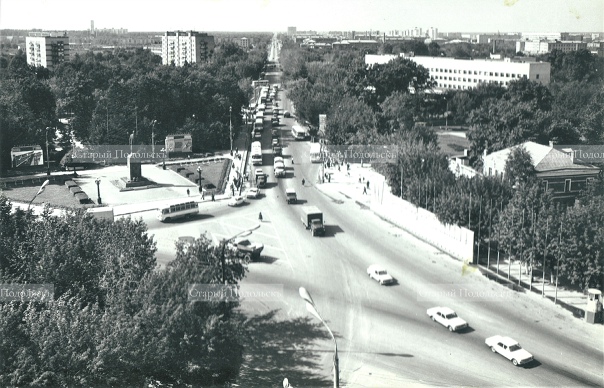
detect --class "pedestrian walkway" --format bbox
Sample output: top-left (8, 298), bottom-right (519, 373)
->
top-left (316, 162), bottom-right (601, 324)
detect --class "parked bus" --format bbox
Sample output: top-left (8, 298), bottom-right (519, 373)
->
top-left (251, 141), bottom-right (263, 165)
top-left (291, 125), bottom-right (307, 140)
top-left (157, 200), bottom-right (199, 222)
top-left (310, 143), bottom-right (322, 163)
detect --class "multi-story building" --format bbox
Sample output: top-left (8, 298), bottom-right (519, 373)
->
top-left (25, 33), bottom-right (69, 70)
top-left (518, 39), bottom-right (588, 54)
top-left (161, 31), bottom-right (215, 66)
top-left (240, 37), bottom-right (249, 50)
top-left (333, 40), bottom-right (379, 51)
top-left (365, 54), bottom-right (551, 91)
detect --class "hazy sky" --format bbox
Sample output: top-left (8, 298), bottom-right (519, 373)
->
top-left (1, 0), bottom-right (602, 33)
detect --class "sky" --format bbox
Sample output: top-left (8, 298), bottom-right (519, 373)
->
top-left (0, 0), bottom-right (602, 33)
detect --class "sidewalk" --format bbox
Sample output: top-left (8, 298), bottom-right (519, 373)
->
top-left (316, 162), bottom-right (602, 325)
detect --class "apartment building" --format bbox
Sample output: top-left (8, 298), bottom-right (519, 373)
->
top-left (517, 40), bottom-right (588, 54)
top-left (161, 31), bottom-right (215, 66)
top-left (25, 33), bottom-right (69, 70)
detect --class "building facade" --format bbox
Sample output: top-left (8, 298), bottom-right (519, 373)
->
top-left (365, 54), bottom-right (551, 91)
top-left (25, 34), bottom-right (70, 70)
top-left (161, 31), bottom-right (215, 66)
top-left (518, 40), bottom-right (588, 54)
top-left (482, 141), bottom-right (600, 203)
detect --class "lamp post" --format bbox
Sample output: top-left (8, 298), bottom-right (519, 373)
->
top-left (161, 147), bottom-right (166, 170)
top-left (151, 120), bottom-right (157, 155)
top-left (299, 287), bottom-right (339, 388)
top-left (28, 179), bottom-right (50, 210)
top-left (197, 166), bottom-right (202, 188)
top-left (229, 105), bottom-right (233, 153)
top-left (219, 224), bottom-right (261, 284)
top-left (95, 178), bottom-right (102, 204)
top-left (45, 127), bottom-right (51, 176)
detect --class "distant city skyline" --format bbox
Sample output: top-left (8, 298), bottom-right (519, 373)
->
top-left (1, 0), bottom-right (602, 34)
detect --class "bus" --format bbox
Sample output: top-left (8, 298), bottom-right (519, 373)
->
top-left (291, 125), bottom-right (307, 140)
top-left (157, 200), bottom-right (199, 222)
top-left (251, 141), bottom-right (263, 165)
top-left (310, 143), bottom-right (322, 163)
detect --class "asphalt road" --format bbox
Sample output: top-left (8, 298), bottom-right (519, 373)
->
top-left (135, 37), bottom-right (604, 387)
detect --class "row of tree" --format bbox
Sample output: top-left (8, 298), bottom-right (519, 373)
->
top-left (0, 197), bottom-right (249, 385)
top-left (0, 39), bottom-right (270, 174)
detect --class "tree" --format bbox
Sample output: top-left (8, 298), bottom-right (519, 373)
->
top-left (503, 145), bottom-right (535, 185)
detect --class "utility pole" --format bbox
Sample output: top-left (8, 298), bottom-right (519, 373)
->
top-left (229, 106), bottom-right (233, 153)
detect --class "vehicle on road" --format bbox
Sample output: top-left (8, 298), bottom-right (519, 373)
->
top-left (251, 141), bottom-right (263, 165)
top-left (485, 336), bottom-right (534, 366)
top-left (254, 168), bottom-right (267, 187)
top-left (426, 307), bottom-right (468, 332)
top-left (157, 200), bottom-right (199, 222)
top-left (254, 131), bottom-right (262, 140)
top-left (273, 145), bottom-right (282, 156)
top-left (272, 138), bottom-right (280, 147)
top-left (229, 238), bottom-right (264, 261)
top-left (274, 156), bottom-right (284, 164)
top-left (274, 156), bottom-right (285, 177)
top-left (254, 117), bottom-right (264, 130)
top-left (300, 206), bottom-right (325, 236)
top-left (284, 110), bottom-right (291, 118)
top-left (246, 187), bottom-right (261, 199)
top-left (310, 142), bottom-right (322, 163)
top-left (271, 118), bottom-right (280, 126)
top-left (272, 129), bottom-right (279, 138)
top-left (227, 195), bottom-right (246, 207)
top-left (286, 188), bottom-right (297, 204)
top-left (291, 125), bottom-right (307, 140)
top-left (367, 264), bottom-right (394, 285)
top-left (86, 207), bottom-right (114, 221)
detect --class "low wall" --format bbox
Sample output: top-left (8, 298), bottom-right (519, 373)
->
top-left (370, 174), bottom-right (474, 262)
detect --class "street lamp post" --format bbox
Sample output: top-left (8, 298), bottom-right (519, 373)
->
top-left (151, 120), bottom-right (157, 155)
top-left (197, 166), bottom-right (202, 188)
top-left (45, 127), bottom-right (51, 176)
top-left (28, 179), bottom-right (50, 210)
top-left (229, 106), bottom-right (233, 153)
top-left (161, 147), bottom-right (166, 170)
top-left (299, 287), bottom-right (339, 388)
top-left (95, 178), bottom-right (102, 204)
top-left (219, 224), bottom-right (261, 284)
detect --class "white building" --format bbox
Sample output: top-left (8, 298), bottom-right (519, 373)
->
top-left (26, 34), bottom-right (69, 70)
top-left (161, 31), bottom-right (215, 66)
top-left (365, 54), bottom-right (551, 91)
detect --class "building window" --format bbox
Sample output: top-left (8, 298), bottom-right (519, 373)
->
top-left (564, 179), bottom-right (571, 192)
top-left (495, 72), bottom-right (499, 76)
top-left (489, 167), bottom-right (492, 176)
top-left (489, 72), bottom-right (493, 76)
top-left (542, 180), bottom-right (548, 192)
top-left (536, 74), bottom-right (540, 79)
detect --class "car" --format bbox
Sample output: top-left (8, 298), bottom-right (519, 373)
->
top-left (254, 131), bottom-right (262, 140)
top-left (367, 264), bottom-right (394, 285)
top-left (272, 139), bottom-right (279, 146)
top-left (228, 195), bottom-right (245, 207)
top-left (230, 238), bottom-right (264, 261)
top-left (246, 187), bottom-right (260, 199)
top-left (426, 307), bottom-right (468, 332)
top-left (485, 335), bottom-right (534, 366)
top-left (283, 110), bottom-right (291, 118)
top-left (286, 188), bottom-right (297, 204)
top-left (274, 156), bottom-right (284, 164)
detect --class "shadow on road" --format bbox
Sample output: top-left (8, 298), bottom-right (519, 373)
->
top-left (163, 213), bottom-right (214, 223)
top-left (253, 255), bottom-right (278, 264)
top-left (322, 224), bottom-right (344, 237)
top-left (235, 310), bottom-right (333, 388)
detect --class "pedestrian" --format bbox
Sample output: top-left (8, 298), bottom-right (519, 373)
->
top-left (292, 158), bottom-right (294, 164)
top-left (367, 180), bottom-right (370, 189)
top-left (363, 186), bottom-right (367, 195)
top-left (259, 212), bottom-right (263, 222)
top-left (302, 178), bottom-right (305, 186)
top-left (359, 176), bottom-right (362, 183)
top-left (347, 163), bottom-right (350, 171)
top-left (328, 174), bottom-right (331, 183)
top-left (201, 190), bottom-right (205, 200)
top-left (187, 189), bottom-right (190, 196)
top-left (211, 192), bottom-right (215, 201)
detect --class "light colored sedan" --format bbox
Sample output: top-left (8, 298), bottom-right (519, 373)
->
top-left (367, 264), bottom-right (394, 285)
top-left (485, 335), bottom-right (534, 366)
top-left (426, 307), bottom-right (468, 332)
top-left (228, 195), bottom-right (245, 207)
top-left (246, 188), bottom-right (260, 199)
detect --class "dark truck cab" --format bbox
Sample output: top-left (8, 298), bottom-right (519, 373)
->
top-left (300, 206), bottom-right (325, 236)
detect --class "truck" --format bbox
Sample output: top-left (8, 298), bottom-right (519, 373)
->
top-left (286, 188), bottom-right (297, 204)
top-left (86, 207), bottom-right (114, 221)
top-left (300, 206), bottom-right (325, 236)
top-left (255, 168), bottom-right (267, 187)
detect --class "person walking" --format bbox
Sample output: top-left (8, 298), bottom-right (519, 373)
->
top-left (211, 192), bottom-right (215, 201)
top-left (302, 178), bottom-right (305, 186)
top-left (201, 190), bottom-right (205, 200)
top-left (186, 189), bottom-right (190, 196)
top-left (259, 212), bottom-right (263, 222)
top-left (363, 186), bottom-right (367, 195)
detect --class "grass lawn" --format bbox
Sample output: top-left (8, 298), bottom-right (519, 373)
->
top-left (169, 158), bottom-right (230, 194)
top-left (1, 181), bottom-right (84, 208)
top-left (437, 132), bottom-right (472, 157)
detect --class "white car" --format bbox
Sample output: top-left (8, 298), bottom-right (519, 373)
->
top-left (426, 307), bottom-right (468, 332)
top-left (485, 335), bottom-right (534, 366)
top-left (367, 264), bottom-right (394, 285)
top-left (228, 195), bottom-right (245, 207)
top-left (274, 156), bottom-right (284, 164)
top-left (246, 188), bottom-right (260, 199)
